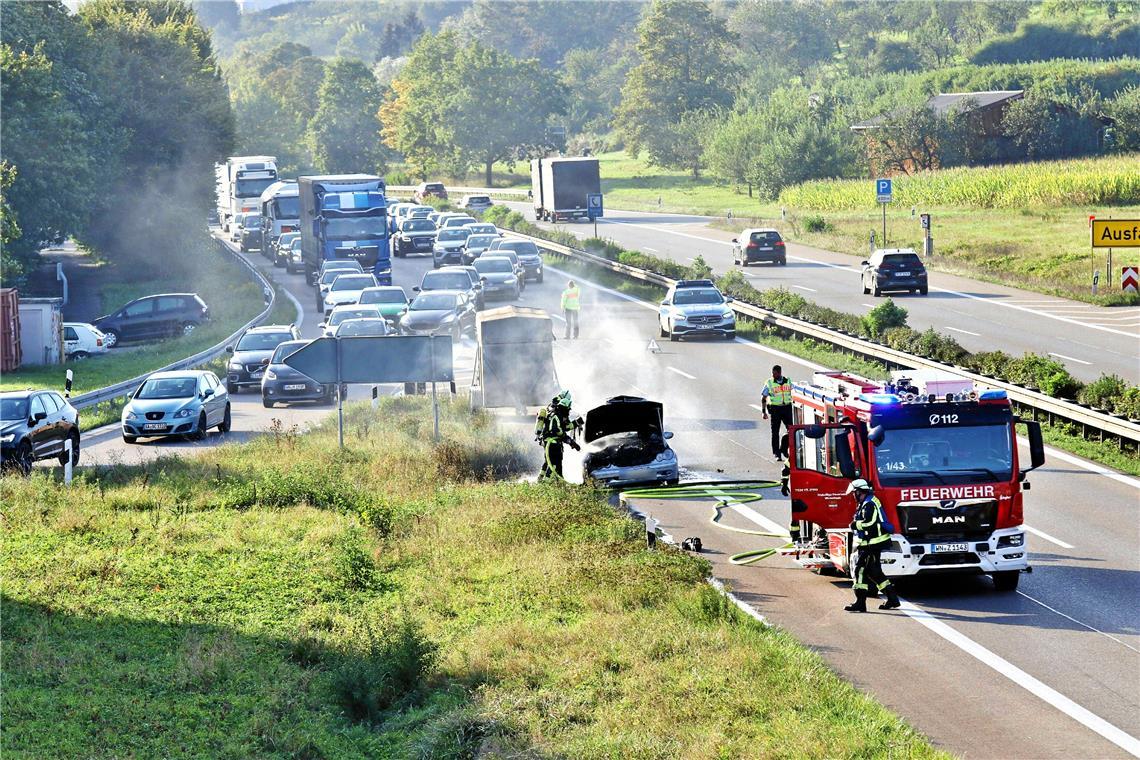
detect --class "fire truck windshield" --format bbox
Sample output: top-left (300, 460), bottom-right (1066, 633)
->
top-left (873, 423), bottom-right (1013, 486)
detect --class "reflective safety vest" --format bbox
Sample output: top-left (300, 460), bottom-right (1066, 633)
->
top-left (854, 494), bottom-right (890, 547)
top-left (765, 376), bottom-right (792, 406)
top-left (561, 286), bottom-right (580, 311)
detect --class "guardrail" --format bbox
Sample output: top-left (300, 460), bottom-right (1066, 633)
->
top-left (506, 230), bottom-right (1140, 448)
top-left (70, 237), bottom-right (276, 410)
top-left (388, 185), bottom-right (529, 201)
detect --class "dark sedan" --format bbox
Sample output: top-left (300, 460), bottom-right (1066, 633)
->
top-left (261, 339), bottom-right (335, 408)
top-left (488, 239), bottom-right (543, 282)
top-left (399, 290), bottom-right (476, 339)
top-left (225, 324), bottom-right (301, 393)
top-left (1, 390), bottom-right (80, 474)
top-left (473, 256), bottom-right (521, 301)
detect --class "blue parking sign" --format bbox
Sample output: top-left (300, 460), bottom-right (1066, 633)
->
top-left (876, 178), bottom-right (892, 203)
top-left (587, 192), bottom-right (604, 220)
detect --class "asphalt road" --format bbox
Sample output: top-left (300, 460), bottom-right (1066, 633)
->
top-left (74, 229), bottom-right (1140, 758)
top-left (503, 201), bottom-right (1140, 384)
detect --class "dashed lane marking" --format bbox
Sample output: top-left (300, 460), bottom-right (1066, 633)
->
top-left (1023, 524), bottom-right (1075, 549)
top-left (666, 366), bottom-right (696, 380)
top-left (1048, 352), bottom-right (1092, 365)
top-left (945, 326), bottom-right (981, 336)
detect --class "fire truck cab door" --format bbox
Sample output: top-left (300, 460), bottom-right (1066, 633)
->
top-left (788, 423), bottom-right (863, 529)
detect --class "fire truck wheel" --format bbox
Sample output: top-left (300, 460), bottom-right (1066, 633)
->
top-left (992, 571), bottom-right (1020, 592)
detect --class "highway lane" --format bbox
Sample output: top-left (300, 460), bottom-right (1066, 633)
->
top-left (70, 228), bottom-right (1139, 757)
top-left (503, 201), bottom-right (1140, 384)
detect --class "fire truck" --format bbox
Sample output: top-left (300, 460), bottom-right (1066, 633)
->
top-left (786, 369), bottom-right (1045, 591)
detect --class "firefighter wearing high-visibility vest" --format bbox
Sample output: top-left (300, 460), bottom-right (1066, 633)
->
top-left (536, 390), bottom-right (580, 479)
top-left (561, 280), bottom-right (580, 339)
top-left (845, 479), bottom-right (900, 612)
top-left (761, 364), bottom-right (793, 461)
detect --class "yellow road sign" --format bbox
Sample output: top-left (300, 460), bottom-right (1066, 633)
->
top-left (1091, 219), bottom-right (1140, 248)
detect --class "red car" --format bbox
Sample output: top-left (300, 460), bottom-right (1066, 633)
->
top-left (413, 182), bottom-right (448, 203)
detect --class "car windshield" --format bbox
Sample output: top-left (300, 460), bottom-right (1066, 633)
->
top-left (1, 398), bottom-right (29, 420)
top-left (401, 219), bottom-right (435, 232)
top-left (236, 332), bottom-right (292, 351)
top-left (474, 258), bottom-right (512, 274)
top-left (360, 289), bottom-right (406, 304)
top-left (243, 215), bottom-right (261, 226)
top-left (422, 273), bottom-right (470, 290)
top-left (882, 254), bottom-right (922, 267)
top-left (500, 241), bottom-right (537, 255)
top-left (673, 289), bottom-right (724, 305)
top-left (467, 196), bottom-right (489, 203)
top-left (137, 377), bottom-right (198, 399)
top-left (468, 235), bottom-right (496, 247)
top-left (411, 293), bottom-right (458, 311)
top-left (329, 308), bottom-right (381, 326)
top-left (749, 231), bottom-right (781, 243)
top-left (271, 342), bottom-right (306, 362)
top-left (437, 229), bottom-right (469, 241)
top-left (337, 319), bottom-right (389, 335)
top-left (874, 424), bottom-right (1013, 485)
top-left (325, 217), bottom-right (386, 239)
top-left (331, 275), bottom-right (375, 291)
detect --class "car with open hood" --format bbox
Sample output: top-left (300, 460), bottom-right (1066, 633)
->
top-left (581, 395), bottom-right (678, 487)
top-left (121, 370), bottom-right (230, 444)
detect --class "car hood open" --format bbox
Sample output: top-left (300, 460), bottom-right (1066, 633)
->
top-left (584, 396), bottom-right (664, 443)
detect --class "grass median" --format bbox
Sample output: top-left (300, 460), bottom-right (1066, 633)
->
top-left (2, 396), bottom-right (942, 758)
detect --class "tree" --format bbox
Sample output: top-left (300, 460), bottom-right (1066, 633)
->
top-left (871, 39), bottom-right (922, 74)
top-left (729, 1), bottom-right (837, 78)
top-left (614, 0), bottom-right (737, 170)
top-left (705, 112), bottom-right (765, 195)
top-left (308, 58), bottom-right (386, 174)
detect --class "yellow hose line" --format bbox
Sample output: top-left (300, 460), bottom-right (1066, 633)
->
top-left (622, 482), bottom-right (793, 565)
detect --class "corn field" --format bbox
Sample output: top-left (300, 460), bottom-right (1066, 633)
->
top-left (779, 155), bottom-right (1140, 211)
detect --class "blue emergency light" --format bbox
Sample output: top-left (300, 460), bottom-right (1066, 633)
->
top-left (858, 393), bottom-right (901, 405)
top-left (979, 389), bottom-right (1007, 401)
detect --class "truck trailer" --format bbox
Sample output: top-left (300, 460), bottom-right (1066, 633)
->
top-left (258, 180), bottom-right (299, 261)
top-left (297, 175), bottom-right (391, 287)
top-left (218, 156), bottom-right (278, 232)
top-left (785, 369), bottom-right (1045, 592)
top-left (530, 157), bottom-right (600, 222)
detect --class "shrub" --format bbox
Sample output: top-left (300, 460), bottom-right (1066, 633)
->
top-left (332, 527), bottom-right (377, 593)
top-left (687, 254), bottom-right (714, 280)
top-left (802, 214), bottom-right (833, 233)
top-left (1003, 353), bottom-right (1083, 398)
top-left (861, 299), bottom-right (908, 338)
top-left (331, 617), bottom-right (437, 724)
top-left (1079, 373), bottom-right (1128, 408)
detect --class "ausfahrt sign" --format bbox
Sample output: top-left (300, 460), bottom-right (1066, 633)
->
top-left (1091, 219), bottom-right (1140, 248)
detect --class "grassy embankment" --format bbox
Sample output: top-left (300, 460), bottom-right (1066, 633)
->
top-left (2, 396), bottom-right (943, 758)
top-left (591, 151), bottom-right (1140, 305)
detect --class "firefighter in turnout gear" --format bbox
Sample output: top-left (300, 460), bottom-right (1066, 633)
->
top-left (536, 390), bottom-right (580, 479)
top-left (844, 478), bottom-right (901, 612)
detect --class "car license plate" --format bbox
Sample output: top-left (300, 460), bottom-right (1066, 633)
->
top-left (933, 542), bottom-right (968, 553)
top-left (251, 370), bottom-right (264, 379)
top-left (759, 246), bottom-right (773, 251)
top-left (896, 271), bottom-right (911, 277)
top-left (143, 423), bottom-right (167, 431)
top-left (284, 383), bottom-right (305, 391)
top-left (697, 323), bottom-right (712, 329)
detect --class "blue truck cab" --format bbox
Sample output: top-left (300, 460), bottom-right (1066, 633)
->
top-left (298, 175), bottom-right (391, 286)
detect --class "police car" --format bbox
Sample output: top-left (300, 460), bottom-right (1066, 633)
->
top-left (657, 280), bottom-right (736, 341)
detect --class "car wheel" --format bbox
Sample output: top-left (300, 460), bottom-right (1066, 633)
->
top-left (779, 258), bottom-right (787, 266)
top-left (227, 381), bottom-right (238, 394)
top-left (872, 283), bottom-right (882, 297)
top-left (263, 398), bottom-right (274, 409)
top-left (659, 322), bottom-right (668, 338)
top-left (122, 433), bottom-right (137, 445)
top-left (919, 285), bottom-right (928, 295)
top-left (992, 571), bottom-right (1020, 592)
top-left (191, 412), bottom-right (208, 441)
top-left (536, 272), bottom-right (543, 284)
top-left (103, 329), bottom-right (120, 348)
top-left (58, 431), bottom-right (80, 467)
top-left (668, 323), bottom-right (678, 342)
top-left (71, 351), bottom-right (89, 360)
top-left (725, 331), bottom-right (736, 340)
top-left (862, 277), bottom-right (870, 295)
top-left (14, 441), bottom-right (33, 476)
top-left (181, 321), bottom-right (198, 336)
top-left (217, 404), bottom-right (231, 433)
top-left (513, 287), bottom-right (521, 300)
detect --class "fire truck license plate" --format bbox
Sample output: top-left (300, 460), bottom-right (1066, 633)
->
top-left (933, 542), bottom-right (969, 553)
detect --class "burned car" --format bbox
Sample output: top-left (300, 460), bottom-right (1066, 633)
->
top-left (581, 396), bottom-right (678, 487)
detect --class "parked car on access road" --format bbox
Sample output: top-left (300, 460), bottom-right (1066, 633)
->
top-left (121, 370), bottom-right (230, 444)
top-left (63, 322), bottom-right (108, 359)
top-left (225, 324), bottom-right (301, 393)
top-left (1, 389), bottom-right (80, 474)
top-left (581, 396), bottom-right (678, 487)
top-left (862, 248), bottom-right (928, 296)
top-left (93, 293), bottom-right (210, 348)
top-left (658, 279), bottom-right (735, 341)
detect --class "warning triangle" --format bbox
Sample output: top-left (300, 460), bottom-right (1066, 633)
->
top-left (647, 338), bottom-right (661, 353)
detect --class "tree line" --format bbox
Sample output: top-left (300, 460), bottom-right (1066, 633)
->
top-left (1, 0), bottom-right (234, 283)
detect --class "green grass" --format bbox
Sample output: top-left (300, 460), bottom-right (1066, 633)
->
top-left (1, 396), bottom-right (943, 758)
top-left (2, 238), bottom-right (267, 396)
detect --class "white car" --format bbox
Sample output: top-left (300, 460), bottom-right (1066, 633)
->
top-left (322, 305), bottom-right (384, 337)
top-left (63, 322), bottom-right (109, 359)
top-left (230, 213), bottom-right (245, 243)
top-left (323, 273), bottom-right (379, 310)
top-left (459, 194), bottom-right (493, 212)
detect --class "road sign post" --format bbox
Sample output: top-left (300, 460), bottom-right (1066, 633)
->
top-left (875, 178), bottom-right (892, 246)
top-left (587, 192), bottom-right (603, 238)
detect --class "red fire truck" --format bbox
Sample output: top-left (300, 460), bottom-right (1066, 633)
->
top-left (786, 370), bottom-right (1045, 591)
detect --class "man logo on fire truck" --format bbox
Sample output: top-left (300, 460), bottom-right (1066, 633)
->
top-left (785, 370), bottom-right (1045, 594)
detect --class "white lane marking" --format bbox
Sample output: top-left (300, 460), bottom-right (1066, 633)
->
top-left (1017, 591), bottom-right (1140, 654)
top-left (550, 313), bottom-right (566, 322)
top-left (861, 303), bottom-right (877, 308)
top-left (945, 326), bottom-right (981, 336)
top-left (749, 403), bottom-right (765, 413)
top-left (686, 257), bottom-right (696, 262)
top-left (604, 218), bottom-right (1139, 337)
top-left (642, 246), bottom-right (659, 252)
top-left (548, 262), bottom-right (1139, 491)
top-left (667, 366), bottom-right (696, 380)
top-left (1048, 352), bottom-right (1093, 365)
top-left (1023, 524), bottom-right (1075, 549)
top-left (899, 600), bottom-right (1140, 758)
top-left (792, 285), bottom-right (818, 292)
top-left (707, 488), bottom-right (790, 537)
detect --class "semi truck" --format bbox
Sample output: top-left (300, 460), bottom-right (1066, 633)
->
top-left (530, 156), bottom-right (600, 222)
top-left (297, 175), bottom-right (391, 287)
top-left (258, 180), bottom-right (299, 260)
top-left (217, 156), bottom-right (278, 232)
top-left (785, 369), bottom-right (1045, 592)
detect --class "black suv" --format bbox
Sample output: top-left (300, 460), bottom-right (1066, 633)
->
top-left (862, 248), bottom-right (928, 296)
top-left (93, 293), bottom-right (210, 348)
top-left (225, 324), bottom-right (302, 393)
top-left (1, 390), bottom-right (80, 474)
